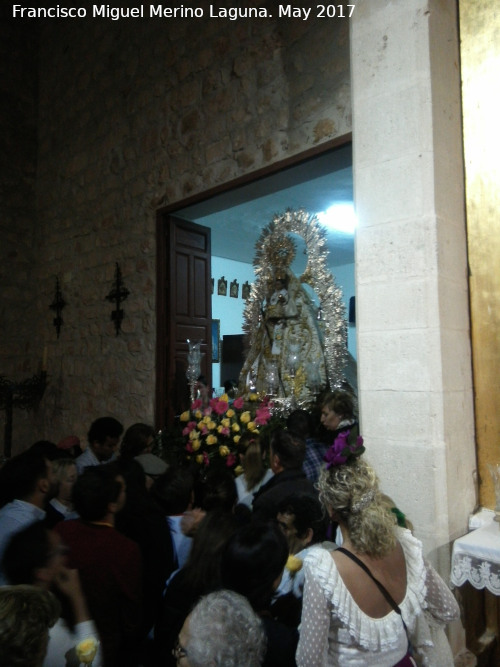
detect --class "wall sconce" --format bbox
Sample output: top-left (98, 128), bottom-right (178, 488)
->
top-left (49, 276), bottom-right (66, 338)
top-left (105, 263), bottom-right (130, 336)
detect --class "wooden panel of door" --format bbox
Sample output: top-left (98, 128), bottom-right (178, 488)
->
top-left (156, 216), bottom-right (212, 427)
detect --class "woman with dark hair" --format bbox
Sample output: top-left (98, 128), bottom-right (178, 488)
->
top-left (111, 457), bottom-right (174, 642)
top-left (296, 433), bottom-right (460, 666)
top-left (120, 423), bottom-right (155, 459)
top-left (221, 521), bottom-right (298, 666)
top-left (155, 509), bottom-right (240, 666)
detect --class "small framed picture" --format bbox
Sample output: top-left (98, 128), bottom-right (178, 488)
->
top-left (212, 319), bottom-right (220, 363)
top-left (217, 277), bottom-right (227, 296)
top-left (242, 281), bottom-right (251, 300)
top-left (230, 279), bottom-right (239, 298)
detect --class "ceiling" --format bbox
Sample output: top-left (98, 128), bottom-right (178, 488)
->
top-left (176, 144), bottom-right (355, 268)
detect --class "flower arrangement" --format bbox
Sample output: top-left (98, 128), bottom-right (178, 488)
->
top-left (324, 429), bottom-right (365, 469)
top-left (179, 393), bottom-right (273, 469)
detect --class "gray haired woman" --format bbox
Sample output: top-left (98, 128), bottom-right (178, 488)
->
top-left (174, 589), bottom-right (266, 666)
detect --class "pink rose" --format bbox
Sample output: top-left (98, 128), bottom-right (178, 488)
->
top-left (255, 406), bottom-right (271, 425)
top-left (233, 396), bottom-right (244, 410)
top-left (213, 400), bottom-right (229, 415)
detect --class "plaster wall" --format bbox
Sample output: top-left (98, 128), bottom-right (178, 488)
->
top-left (351, 0), bottom-right (475, 564)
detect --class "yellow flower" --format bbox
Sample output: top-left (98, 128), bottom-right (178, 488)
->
top-left (206, 435), bottom-right (218, 446)
top-left (249, 393), bottom-right (258, 401)
top-left (231, 423), bottom-right (240, 432)
top-left (220, 393), bottom-right (229, 402)
top-left (234, 465), bottom-right (244, 476)
top-left (240, 411), bottom-right (251, 424)
top-left (195, 410), bottom-right (202, 419)
top-left (207, 421), bottom-right (216, 430)
top-left (75, 637), bottom-right (99, 664)
top-left (286, 554), bottom-right (303, 573)
top-left (196, 454), bottom-right (204, 464)
top-left (221, 418), bottom-right (230, 428)
top-left (219, 445), bottom-right (230, 457)
top-left (203, 415), bottom-right (211, 424)
top-left (226, 409), bottom-right (235, 418)
top-left (180, 411), bottom-right (190, 422)
top-left (233, 435), bottom-right (241, 444)
top-left (192, 439), bottom-right (201, 451)
top-left (189, 430), bottom-right (198, 441)
top-left (247, 422), bottom-right (258, 432)
top-left (197, 421), bottom-right (205, 431)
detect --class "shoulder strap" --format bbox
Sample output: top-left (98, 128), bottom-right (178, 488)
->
top-left (336, 546), bottom-right (412, 652)
top-left (336, 547), bottom-right (402, 616)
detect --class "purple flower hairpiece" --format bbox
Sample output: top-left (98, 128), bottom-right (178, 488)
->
top-left (324, 429), bottom-right (365, 470)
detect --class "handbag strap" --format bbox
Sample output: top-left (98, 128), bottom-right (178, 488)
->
top-left (336, 547), bottom-right (406, 622)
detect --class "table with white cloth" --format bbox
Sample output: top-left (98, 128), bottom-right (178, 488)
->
top-left (451, 511), bottom-right (500, 664)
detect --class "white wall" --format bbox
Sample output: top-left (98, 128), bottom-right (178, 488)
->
top-left (333, 262), bottom-right (356, 359)
top-left (211, 256), bottom-right (256, 391)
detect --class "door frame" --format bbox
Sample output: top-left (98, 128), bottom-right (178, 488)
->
top-left (155, 133), bottom-right (352, 428)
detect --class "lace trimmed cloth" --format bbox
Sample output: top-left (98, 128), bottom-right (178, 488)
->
top-left (451, 517), bottom-right (500, 595)
top-left (296, 528), bottom-right (459, 666)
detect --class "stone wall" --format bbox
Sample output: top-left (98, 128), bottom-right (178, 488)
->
top-left (0, 19), bottom-right (39, 454)
top-left (3, 11), bottom-right (351, 452)
top-left (0, 19), bottom-right (38, 363)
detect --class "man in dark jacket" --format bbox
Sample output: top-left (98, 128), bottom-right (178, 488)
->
top-left (252, 429), bottom-right (317, 522)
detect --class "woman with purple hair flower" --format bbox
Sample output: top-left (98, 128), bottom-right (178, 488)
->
top-left (296, 433), bottom-right (459, 666)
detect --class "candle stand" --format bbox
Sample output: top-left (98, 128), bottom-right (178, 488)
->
top-left (0, 372), bottom-right (48, 461)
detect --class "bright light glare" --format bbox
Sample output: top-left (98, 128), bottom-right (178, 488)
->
top-left (317, 204), bottom-right (357, 234)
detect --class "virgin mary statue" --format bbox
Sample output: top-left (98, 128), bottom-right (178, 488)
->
top-left (238, 210), bottom-right (348, 403)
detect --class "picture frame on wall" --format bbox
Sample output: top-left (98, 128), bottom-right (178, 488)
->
top-left (217, 277), bottom-right (227, 296)
top-left (212, 319), bottom-right (220, 363)
top-left (230, 279), bottom-right (239, 298)
top-left (242, 281), bottom-right (250, 300)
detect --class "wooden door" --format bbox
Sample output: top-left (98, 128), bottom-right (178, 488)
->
top-left (156, 216), bottom-right (212, 427)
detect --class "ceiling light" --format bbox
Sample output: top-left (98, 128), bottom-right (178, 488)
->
top-left (317, 203), bottom-right (357, 234)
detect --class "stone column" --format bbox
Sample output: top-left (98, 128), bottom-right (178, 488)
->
top-left (350, 0), bottom-right (476, 566)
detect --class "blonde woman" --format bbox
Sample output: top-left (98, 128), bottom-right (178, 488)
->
top-left (296, 432), bottom-right (459, 666)
top-left (46, 459), bottom-right (79, 527)
top-left (235, 434), bottom-right (273, 508)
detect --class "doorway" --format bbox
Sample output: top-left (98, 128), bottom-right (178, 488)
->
top-left (156, 139), bottom-right (355, 427)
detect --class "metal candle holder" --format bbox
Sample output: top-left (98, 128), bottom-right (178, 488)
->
top-left (105, 263), bottom-right (130, 336)
top-left (0, 372), bottom-right (48, 460)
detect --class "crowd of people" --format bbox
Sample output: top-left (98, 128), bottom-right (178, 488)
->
top-left (0, 390), bottom-right (460, 666)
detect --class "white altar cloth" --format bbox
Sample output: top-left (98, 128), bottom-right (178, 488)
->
top-left (451, 514), bottom-right (500, 595)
